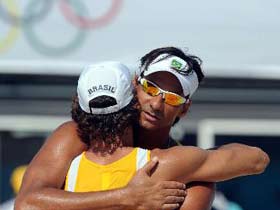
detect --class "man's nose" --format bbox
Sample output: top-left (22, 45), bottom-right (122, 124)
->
top-left (150, 94), bottom-right (164, 112)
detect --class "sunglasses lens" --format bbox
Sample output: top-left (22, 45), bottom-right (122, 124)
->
top-left (165, 93), bottom-right (186, 106)
top-left (143, 80), bottom-right (159, 96)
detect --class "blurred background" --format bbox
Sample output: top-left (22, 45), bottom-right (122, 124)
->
top-left (0, 0), bottom-right (279, 210)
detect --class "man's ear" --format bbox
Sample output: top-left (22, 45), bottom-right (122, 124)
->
top-left (178, 99), bottom-right (192, 118)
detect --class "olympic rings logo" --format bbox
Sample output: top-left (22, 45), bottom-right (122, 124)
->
top-left (0, 0), bottom-right (123, 56)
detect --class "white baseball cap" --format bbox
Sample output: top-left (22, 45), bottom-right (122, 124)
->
top-left (77, 61), bottom-right (133, 114)
top-left (142, 54), bottom-right (199, 97)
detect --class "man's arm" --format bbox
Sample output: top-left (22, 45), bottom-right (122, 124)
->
top-left (179, 182), bottom-right (215, 210)
top-left (168, 140), bottom-right (215, 210)
top-left (151, 143), bottom-right (270, 183)
top-left (15, 121), bottom-right (186, 210)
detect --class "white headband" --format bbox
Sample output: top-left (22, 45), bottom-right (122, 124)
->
top-left (143, 54), bottom-right (199, 97)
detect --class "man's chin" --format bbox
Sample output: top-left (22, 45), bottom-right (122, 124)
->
top-left (139, 118), bottom-right (160, 130)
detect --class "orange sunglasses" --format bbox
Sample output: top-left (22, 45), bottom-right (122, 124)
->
top-left (139, 77), bottom-right (188, 106)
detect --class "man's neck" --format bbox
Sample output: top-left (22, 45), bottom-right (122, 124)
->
top-left (136, 126), bottom-right (171, 150)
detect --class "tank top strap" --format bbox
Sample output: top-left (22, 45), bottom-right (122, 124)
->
top-left (65, 153), bottom-right (83, 192)
top-left (136, 148), bottom-right (150, 170)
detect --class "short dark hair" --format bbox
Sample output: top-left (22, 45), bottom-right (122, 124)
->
top-left (140, 46), bottom-right (204, 83)
top-left (71, 93), bottom-right (139, 151)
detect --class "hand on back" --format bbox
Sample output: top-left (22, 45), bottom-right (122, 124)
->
top-left (127, 157), bottom-right (186, 210)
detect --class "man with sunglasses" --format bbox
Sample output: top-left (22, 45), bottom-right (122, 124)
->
top-left (133, 48), bottom-right (203, 151)
top-left (16, 47), bottom-right (262, 210)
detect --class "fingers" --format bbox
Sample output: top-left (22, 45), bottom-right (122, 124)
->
top-left (162, 203), bottom-right (180, 210)
top-left (161, 181), bottom-right (186, 190)
top-left (141, 156), bottom-right (159, 176)
top-left (165, 195), bottom-right (185, 204)
top-left (161, 195), bottom-right (185, 210)
top-left (163, 189), bottom-right (187, 197)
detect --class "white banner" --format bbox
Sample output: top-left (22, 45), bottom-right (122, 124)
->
top-left (0, 0), bottom-right (280, 73)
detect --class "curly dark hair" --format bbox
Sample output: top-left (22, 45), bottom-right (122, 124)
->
top-left (71, 93), bottom-right (139, 151)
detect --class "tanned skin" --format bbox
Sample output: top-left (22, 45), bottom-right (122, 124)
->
top-left (14, 121), bottom-right (214, 210)
top-left (150, 144), bottom-right (269, 183)
top-left (80, 128), bottom-right (269, 208)
top-left (16, 67), bottom-right (265, 210)
top-left (15, 69), bottom-right (218, 210)
top-left (16, 85), bottom-right (270, 210)
top-left (15, 71), bottom-right (213, 210)
top-left (82, 126), bottom-right (269, 184)
top-left (15, 122), bottom-right (187, 210)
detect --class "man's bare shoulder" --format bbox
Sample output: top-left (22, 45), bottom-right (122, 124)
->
top-left (53, 120), bottom-right (77, 137)
top-left (48, 121), bottom-right (79, 144)
top-left (44, 120), bottom-right (87, 156)
top-left (19, 121), bottom-right (87, 193)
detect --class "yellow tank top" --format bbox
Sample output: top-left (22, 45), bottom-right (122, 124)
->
top-left (65, 147), bottom-right (150, 192)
